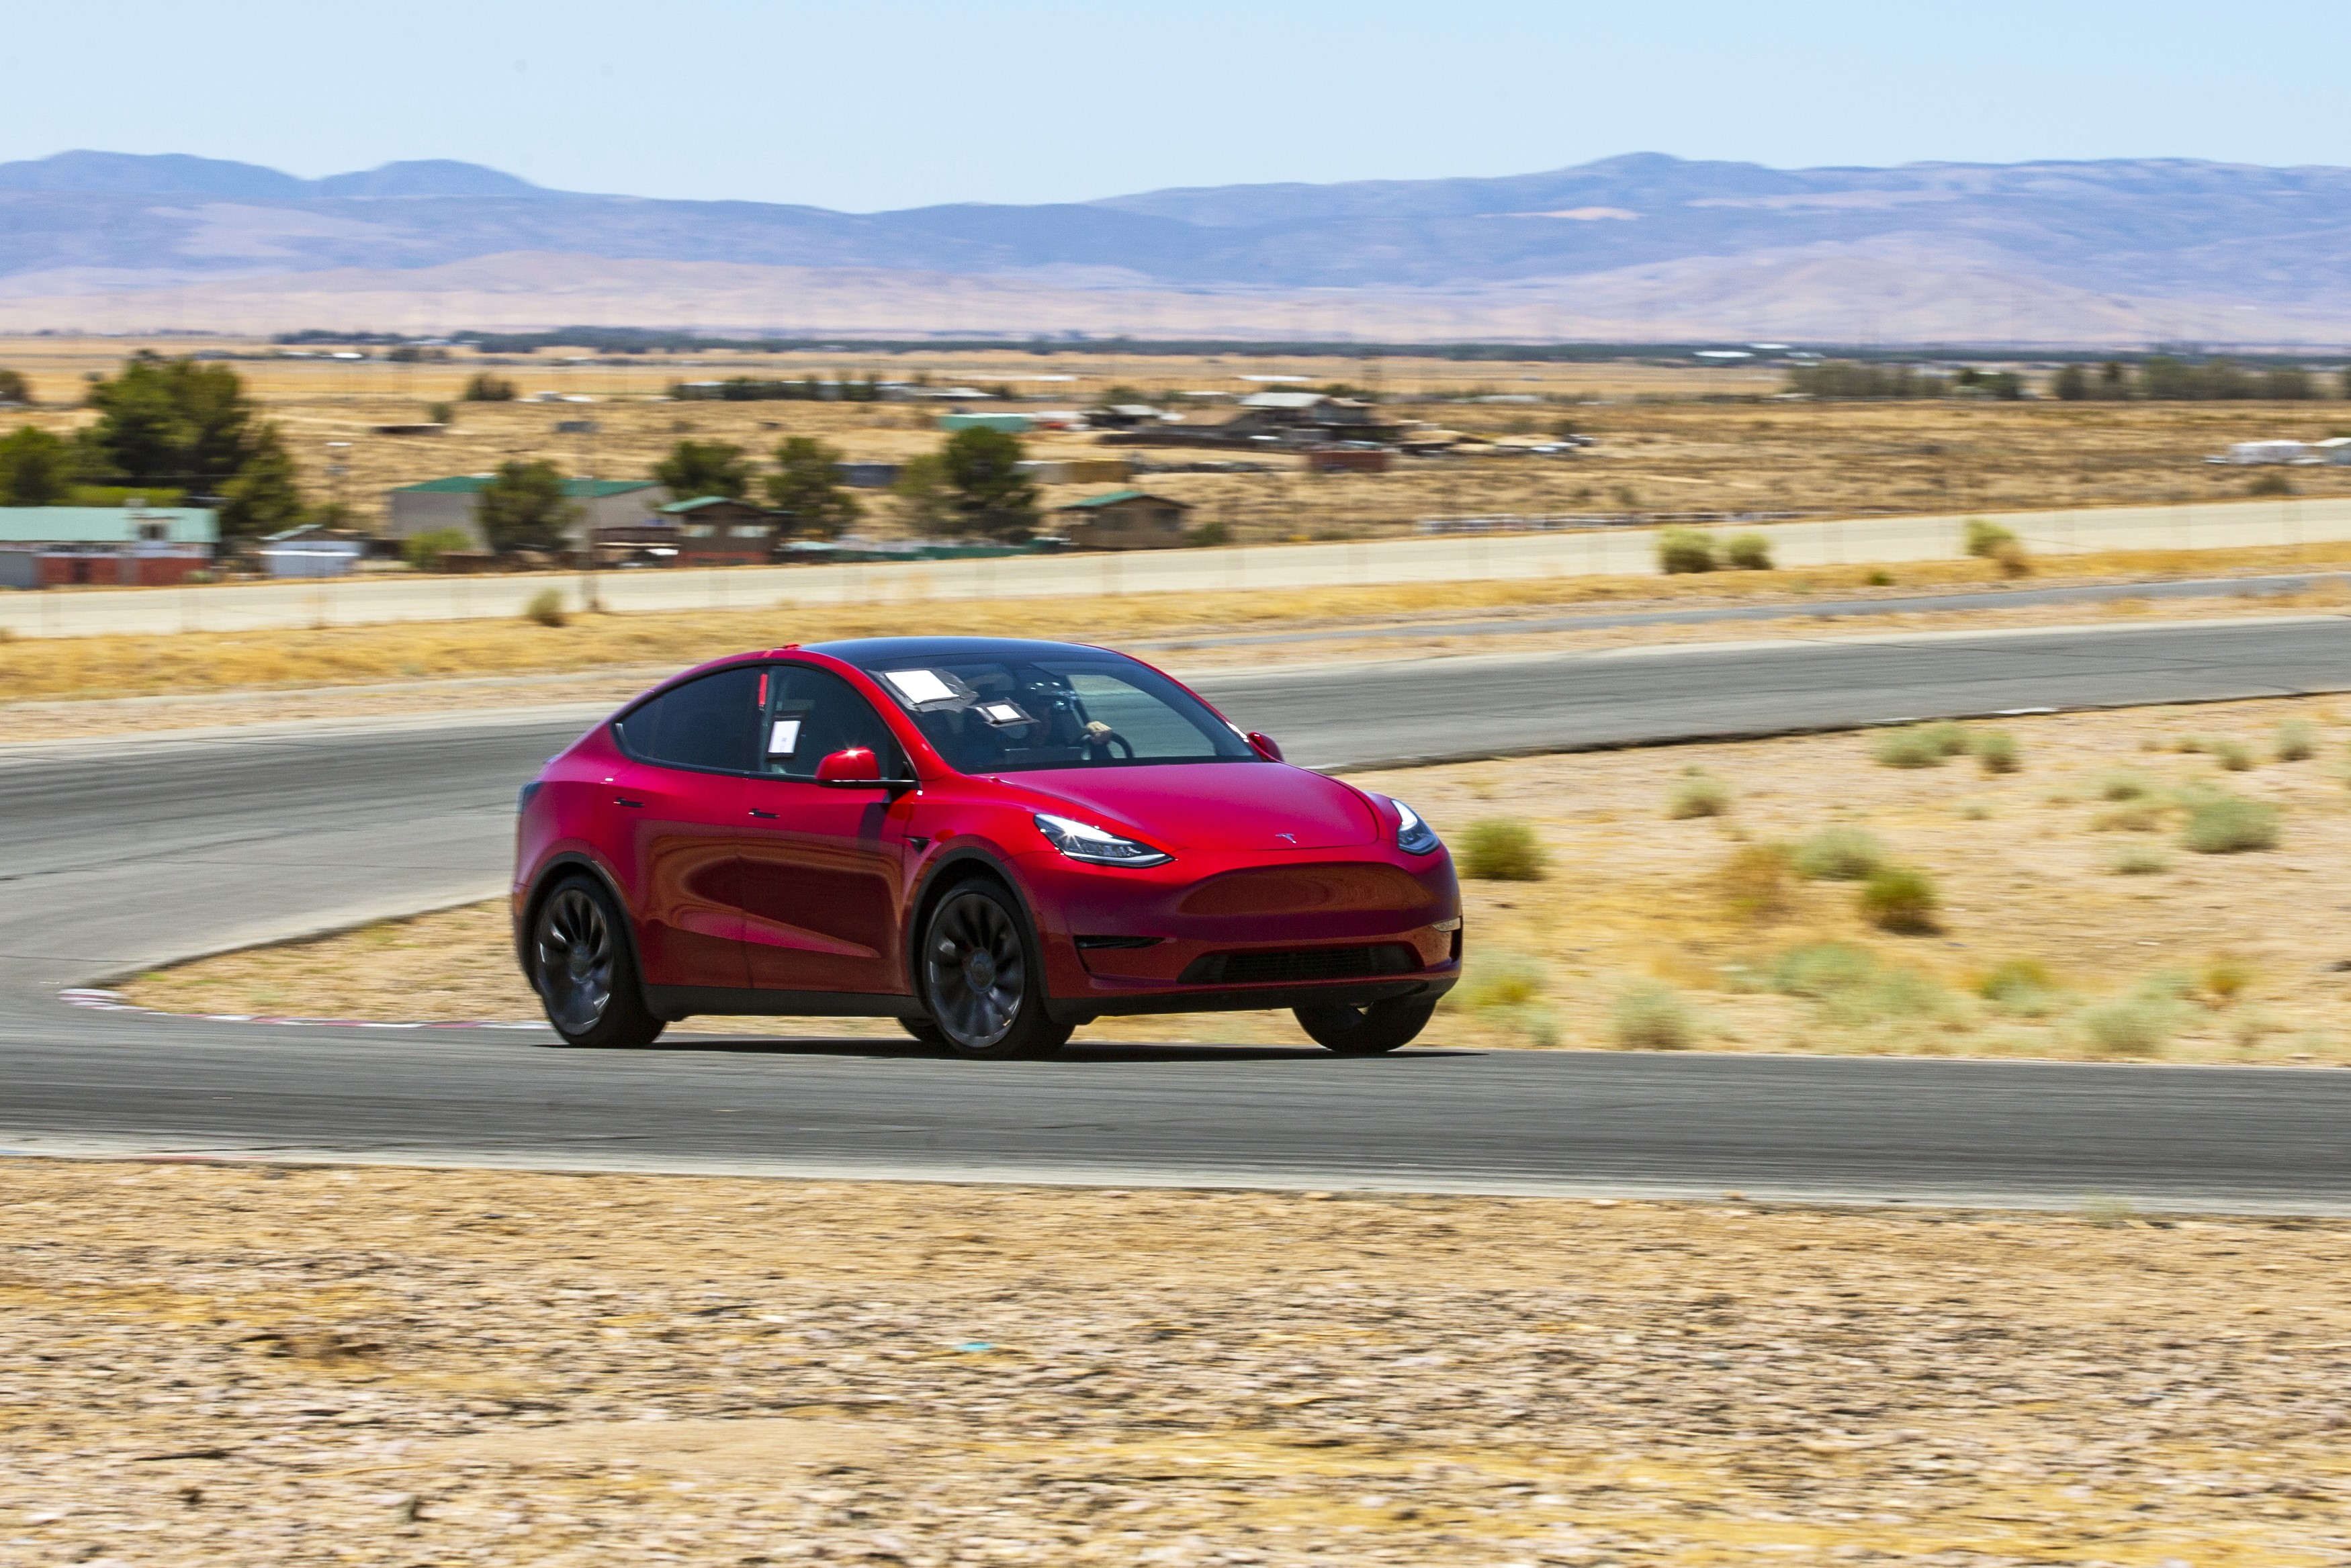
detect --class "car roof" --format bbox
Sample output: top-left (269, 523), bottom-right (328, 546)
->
top-left (805, 636), bottom-right (1124, 665)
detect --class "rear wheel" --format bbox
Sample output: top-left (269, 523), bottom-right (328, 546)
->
top-left (1294, 997), bottom-right (1435, 1055)
top-left (897, 1016), bottom-right (946, 1046)
top-left (532, 876), bottom-right (665, 1050)
top-left (920, 882), bottom-right (1071, 1060)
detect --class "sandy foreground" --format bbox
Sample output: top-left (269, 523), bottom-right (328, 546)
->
top-left (126, 696), bottom-right (2351, 1066)
top-left (3, 1160), bottom-right (2345, 1567)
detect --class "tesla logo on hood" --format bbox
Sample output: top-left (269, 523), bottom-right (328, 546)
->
top-left (1275, 832), bottom-right (1297, 843)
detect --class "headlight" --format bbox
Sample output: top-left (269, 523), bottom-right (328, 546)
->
top-left (1034, 812), bottom-right (1171, 868)
top-left (1394, 798), bottom-right (1441, 856)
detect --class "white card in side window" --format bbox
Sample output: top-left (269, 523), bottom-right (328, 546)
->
top-left (981, 702), bottom-right (1029, 726)
top-left (883, 668), bottom-right (958, 705)
top-left (767, 718), bottom-right (802, 756)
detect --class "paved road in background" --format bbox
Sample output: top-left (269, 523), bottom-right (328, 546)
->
top-left (6, 616), bottom-right (2351, 1207)
top-left (5, 494), bottom-right (2346, 639)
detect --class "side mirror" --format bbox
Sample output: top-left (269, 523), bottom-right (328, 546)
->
top-left (1246, 731), bottom-right (1284, 762)
top-left (815, 747), bottom-right (883, 786)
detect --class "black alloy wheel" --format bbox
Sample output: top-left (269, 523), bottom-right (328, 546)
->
top-left (920, 883), bottom-right (1071, 1059)
top-left (532, 876), bottom-right (664, 1049)
top-left (1293, 997), bottom-right (1437, 1054)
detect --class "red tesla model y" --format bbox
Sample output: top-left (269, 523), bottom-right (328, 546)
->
top-left (512, 637), bottom-right (1461, 1058)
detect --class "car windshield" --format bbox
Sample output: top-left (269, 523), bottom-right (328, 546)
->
top-left (850, 653), bottom-right (1255, 773)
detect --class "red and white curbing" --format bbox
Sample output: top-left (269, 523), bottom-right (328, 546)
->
top-left (58, 988), bottom-right (551, 1032)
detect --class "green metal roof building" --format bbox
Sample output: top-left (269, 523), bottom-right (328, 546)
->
top-left (0, 506), bottom-right (217, 545)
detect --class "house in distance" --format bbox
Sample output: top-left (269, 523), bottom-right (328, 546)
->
top-left (1053, 488), bottom-right (1194, 549)
top-left (386, 475), bottom-right (666, 551)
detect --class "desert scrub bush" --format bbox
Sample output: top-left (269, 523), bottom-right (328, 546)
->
top-left (1791, 825), bottom-right (1888, 880)
top-left (1665, 768), bottom-right (1732, 819)
top-left (1610, 980), bottom-right (1696, 1050)
top-left (1768, 941), bottom-right (1879, 998)
top-left (1450, 950), bottom-right (1544, 1011)
top-left (1963, 517), bottom-right (2018, 557)
top-left (1446, 951), bottom-right (1562, 1045)
top-left (2107, 844), bottom-right (2170, 874)
top-left (1722, 531), bottom-right (1773, 570)
top-left (2180, 793), bottom-right (2280, 854)
top-left (523, 588), bottom-right (568, 629)
top-left (1977, 958), bottom-right (2059, 1017)
top-left (2248, 469), bottom-right (2295, 498)
top-left (2207, 737), bottom-right (2254, 772)
top-left (2200, 956), bottom-right (2255, 1005)
top-left (1717, 841), bottom-right (1795, 922)
top-left (2275, 718), bottom-right (2317, 762)
top-left (2092, 800), bottom-right (2166, 832)
top-left (1458, 818), bottom-right (1549, 880)
top-left (1871, 725), bottom-right (1951, 768)
top-left (1656, 526), bottom-right (1717, 573)
top-left (2077, 997), bottom-right (2177, 1057)
top-left (2098, 768), bottom-right (2157, 800)
top-left (1767, 943), bottom-right (1955, 1028)
top-left (1970, 729), bottom-right (2021, 774)
top-left (1860, 864), bottom-right (1941, 933)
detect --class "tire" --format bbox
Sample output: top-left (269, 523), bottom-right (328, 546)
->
top-left (531, 876), bottom-right (666, 1049)
top-left (918, 881), bottom-right (1072, 1060)
top-left (1294, 997), bottom-right (1436, 1055)
top-left (897, 1016), bottom-right (947, 1046)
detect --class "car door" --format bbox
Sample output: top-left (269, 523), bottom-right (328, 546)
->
top-left (737, 663), bottom-right (916, 996)
top-left (607, 665), bottom-right (759, 991)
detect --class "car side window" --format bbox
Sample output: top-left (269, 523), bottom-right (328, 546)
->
top-left (617, 666), bottom-right (762, 773)
top-left (762, 665), bottom-right (903, 780)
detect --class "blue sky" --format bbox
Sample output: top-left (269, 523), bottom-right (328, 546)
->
top-left (1, 1), bottom-right (2337, 210)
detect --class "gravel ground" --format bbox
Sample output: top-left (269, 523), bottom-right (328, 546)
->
top-left (3, 1160), bottom-right (2346, 1567)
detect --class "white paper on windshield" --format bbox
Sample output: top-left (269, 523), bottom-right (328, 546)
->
top-left (883, 668), bottom-right (959, 706)
top-left (981, 702), bottom-right (1030, 726)
top-left (766, 718), bottom-right (803, 756)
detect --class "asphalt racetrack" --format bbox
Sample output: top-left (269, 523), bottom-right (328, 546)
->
top-left (5, 616), bottom-right (2350, 1209)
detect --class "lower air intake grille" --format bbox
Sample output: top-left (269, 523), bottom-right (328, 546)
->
top-left (1180, 944), bottom-right (1419, 986)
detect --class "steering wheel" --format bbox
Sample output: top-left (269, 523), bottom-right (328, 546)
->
top-left (1083, 725), bottom-right (1136, 761)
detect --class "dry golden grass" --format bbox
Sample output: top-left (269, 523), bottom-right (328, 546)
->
top-left (11, 538), bottom-right (2351, 711)
top-left (126, 698), bottom-right (2351, 1067)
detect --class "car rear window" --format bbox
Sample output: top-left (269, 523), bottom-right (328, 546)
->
top-left (615, 666), bottom-right (761, 772)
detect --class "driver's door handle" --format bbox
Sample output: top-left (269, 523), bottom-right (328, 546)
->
top-left (748, 809), bottom-right (779, 819)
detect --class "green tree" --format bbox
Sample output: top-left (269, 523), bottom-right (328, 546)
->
top-left (0, 425), bottom-right (72, 505)
top-left (215, 423), bottom-right (307, 539)
top-left (762, 436), bottom-right (860, 539)
top-left (461, 372), bottom-right (517, 402)
top-left (80, 353), bottom-right (260, 490)
top-left (654, 439), bottom-right (752, 501)
top-left (477, 459), bottom-right (580, 554)
top-left (2051, 364), bottom-right (2090, 401)
top-left (891, 452), bottom-right (956, 537)
top-left (940, 426), bottom-right (1040, 543)
top-left (0, 369), bottom-right (31, 404)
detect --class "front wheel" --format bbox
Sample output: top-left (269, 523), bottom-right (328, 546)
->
top-left (531, 876), bottom-right (665, 1050)
top-left (1294, 997), bottom-right (1435, 1055)
top-left (919, 882), bottom-right (1071, 1059)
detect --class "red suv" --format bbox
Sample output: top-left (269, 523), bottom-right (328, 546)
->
top-left (513, 638), bottom-right (1461, 1058)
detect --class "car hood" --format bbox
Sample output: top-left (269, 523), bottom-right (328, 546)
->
top-left (1012, 764), bottom-right (1382, 852)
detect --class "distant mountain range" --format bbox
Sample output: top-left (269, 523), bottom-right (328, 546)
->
top-left (3, 149), bottom-right (2349, 345)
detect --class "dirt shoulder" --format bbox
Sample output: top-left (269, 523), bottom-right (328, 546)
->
top-left (124, 697), bottom-right (2351, 1067)
top-left (4, 1159), bottom-right (2343, 1567)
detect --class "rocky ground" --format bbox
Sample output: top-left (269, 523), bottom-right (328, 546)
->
top-left (3, 1160), bottom-right (2345, 1567)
